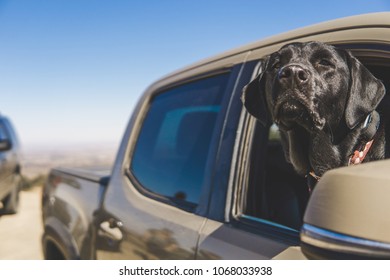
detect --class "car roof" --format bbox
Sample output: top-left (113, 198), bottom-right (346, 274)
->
top-left (158, 12), bottom-right (390, 82)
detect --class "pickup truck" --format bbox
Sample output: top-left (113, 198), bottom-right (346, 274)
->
top-left (42, 12), bottom-right (390, 260)
top-left (0, 114), bottom-right (22, 215)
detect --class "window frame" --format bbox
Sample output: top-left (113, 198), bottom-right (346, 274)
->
top-left (126, 65), bottom-right (243, 215)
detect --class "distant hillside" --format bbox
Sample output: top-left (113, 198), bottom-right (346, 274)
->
top-left (21, 142), bottom-right (118, 178)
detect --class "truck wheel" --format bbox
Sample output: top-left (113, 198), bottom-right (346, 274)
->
top-left (0, 181), bottom-right (21, 215)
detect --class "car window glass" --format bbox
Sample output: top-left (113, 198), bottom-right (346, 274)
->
top-left (131, 73), bottom-right (229, 206)
top-left (0, 123), bottom-right (8, 141)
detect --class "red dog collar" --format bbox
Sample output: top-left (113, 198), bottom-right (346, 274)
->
top-left (307, 139), bottom-right (374, 192)
top-left (307, 113), bottom-right (378, 192)
top-left (348, 139), bottom-right (374, 165)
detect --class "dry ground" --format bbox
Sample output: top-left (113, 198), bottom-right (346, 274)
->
top-left (0, 187), bottom-right (44, 260)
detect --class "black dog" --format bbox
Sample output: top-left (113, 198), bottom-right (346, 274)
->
top-left (242, 41), bottom-right (386, 189)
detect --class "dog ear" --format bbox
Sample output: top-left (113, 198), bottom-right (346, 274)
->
top-left (344, 51), bottom-right (385, 129)
top-left (241, 59), bottom-right (270, 126)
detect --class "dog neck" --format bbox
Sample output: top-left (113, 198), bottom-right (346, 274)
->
top-left (306, 111), bottom-right (381, 191)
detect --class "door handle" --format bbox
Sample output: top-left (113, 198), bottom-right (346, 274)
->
top-left (99, 218), bottom-right (123, 242)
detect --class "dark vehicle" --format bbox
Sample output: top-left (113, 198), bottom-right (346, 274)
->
top-left (0, 114), bottom-right (22, 215)
top-left (42, 13), bottom-right (390, 260)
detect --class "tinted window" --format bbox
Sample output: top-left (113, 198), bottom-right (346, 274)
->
top-left (131, 73), bottom-right (230, 206)
top-left (0, 121), bottom-right (8, 141)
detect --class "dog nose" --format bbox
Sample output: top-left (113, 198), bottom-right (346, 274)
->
top-left (278, 65), bottom-right (309, 85)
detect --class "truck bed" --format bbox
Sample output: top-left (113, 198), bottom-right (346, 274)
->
top-left (42, 166), bottom-right (111, 259)
top-left (52, 166), bottom-right (111, 184)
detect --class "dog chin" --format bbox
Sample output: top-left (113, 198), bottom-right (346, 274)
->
top-left (275, 100), bottom-right (323, 132)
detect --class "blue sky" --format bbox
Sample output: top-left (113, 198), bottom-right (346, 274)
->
top-left (0, 0), bottom-right (389, 149)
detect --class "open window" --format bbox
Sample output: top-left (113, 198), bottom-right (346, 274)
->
top-left (236, 43), bottom-right (390, 232)
top-left (238, 117), bottom-right (309, 231)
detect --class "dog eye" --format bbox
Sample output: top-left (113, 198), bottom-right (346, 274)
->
top-left (318, 59), bottom-right (333, 67)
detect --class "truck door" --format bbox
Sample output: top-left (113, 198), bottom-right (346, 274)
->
top-left (194, 60), bottom-right (307, 259)
top-left (95, 65), bottom-right (243, 259)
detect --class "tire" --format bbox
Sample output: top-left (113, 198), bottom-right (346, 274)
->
top-left (0, 180), bottom-right (21, 215)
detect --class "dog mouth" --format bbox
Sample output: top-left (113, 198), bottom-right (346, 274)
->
top-left (274, 98), bottom-right (325, 131)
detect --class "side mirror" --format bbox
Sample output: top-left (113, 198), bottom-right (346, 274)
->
top-left (0, 139), bottom-right (11, 151)
top-left (300, 159), bottom-right (390, 259)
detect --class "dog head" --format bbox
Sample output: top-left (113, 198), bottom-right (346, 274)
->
top-left (242, 41), bottom-right (385, 133)
top-left (242, 41), bottom-right (385, 176)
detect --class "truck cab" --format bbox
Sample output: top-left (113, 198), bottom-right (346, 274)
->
top-left (42, 12), bottom-right (390, 259)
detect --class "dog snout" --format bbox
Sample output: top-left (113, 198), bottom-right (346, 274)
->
top-left (278, 65), bottom-right (309, 86)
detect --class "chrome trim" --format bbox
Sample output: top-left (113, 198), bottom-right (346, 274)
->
top-left (242, 214), bottom-right (299, 233)
top-left (301, 224), bottom-right (390, 258)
